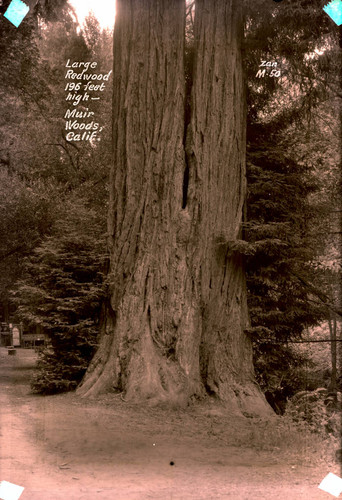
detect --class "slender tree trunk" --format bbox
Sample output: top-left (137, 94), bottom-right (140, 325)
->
top-left (77, 0), bottom-right (271, 416)
top-left (328, 313), bottom-right (338, 406)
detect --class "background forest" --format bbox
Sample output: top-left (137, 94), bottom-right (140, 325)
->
top-left (0, 0), bottom-right (341, 428)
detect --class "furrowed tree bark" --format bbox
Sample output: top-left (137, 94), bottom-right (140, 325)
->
top-left (78, 0), bottom-right (198, 404)
top-left (77, 0), bottom-right (271, 417)
top-left (184, 0), bottom-right (269, 414)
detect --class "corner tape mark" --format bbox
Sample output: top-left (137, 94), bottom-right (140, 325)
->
top-left (0, 481), bottom-right (24, 500)
top-left (318, 473), bottom-right (342, 498)
top-left (323, 0), bottom-right (342, 26)
top-left (4, 0), bottom-right (29, 27)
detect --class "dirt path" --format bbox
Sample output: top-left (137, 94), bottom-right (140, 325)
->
top-left (0, 348), bottom-right (338, 499)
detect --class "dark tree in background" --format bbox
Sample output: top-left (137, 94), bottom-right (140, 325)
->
top-left (14, 199), bottom-right (106, 393)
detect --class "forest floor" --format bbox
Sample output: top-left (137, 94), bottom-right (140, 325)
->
top-left (0, 347), bottom-right (340, 500)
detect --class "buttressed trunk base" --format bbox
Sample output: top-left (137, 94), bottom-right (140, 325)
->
top-left (77, 0), bottom-right (272, 418)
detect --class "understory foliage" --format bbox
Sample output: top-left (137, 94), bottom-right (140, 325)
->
top-left (13, 200), bottom-right (107, 393)
top-left (0, 170), bottom-right (53, 312)
top-left (285, 388), bottom-right (341, 438)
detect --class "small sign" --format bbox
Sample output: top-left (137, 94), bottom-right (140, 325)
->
top-left (3, 0), bottom-right (29, 27)
top-left (318, 473), bottom-right (342, 497)
top-left (12, 327), bottom-right (20, 347)
top-left (0, 481), bottom-right (24, 500)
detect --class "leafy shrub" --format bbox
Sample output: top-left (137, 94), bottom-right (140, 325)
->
top-left (285, 388), bottom-right (341, 437)
top-left (14, 199), bottom-right (106, 394)
top-left (253, 342), bottom-right (316, 414)
top-left (31, 348), bottom-right (85, 394)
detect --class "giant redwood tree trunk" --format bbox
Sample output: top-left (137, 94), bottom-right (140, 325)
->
top-left (77, 0), bottom-right (271, 416)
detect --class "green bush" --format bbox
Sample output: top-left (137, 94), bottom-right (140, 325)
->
top-left (31, 346), bottom-right (91, 394)
top-left (14, 199), bottom-right (106, 394)
top-left (285, 388), bottom-right (341, 437)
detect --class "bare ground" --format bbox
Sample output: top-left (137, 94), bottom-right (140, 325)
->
top-left (0, 348), bottom-right (339, 499)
